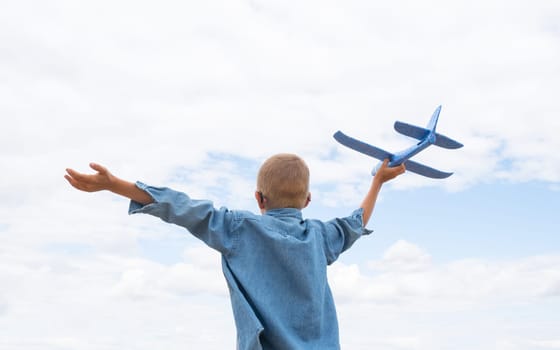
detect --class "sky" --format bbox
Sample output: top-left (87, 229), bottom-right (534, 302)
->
top-left (1, 0), bottom-right (559, 349)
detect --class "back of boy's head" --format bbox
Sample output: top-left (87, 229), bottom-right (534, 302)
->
top-left (257, 153), bottom-right (310, 209)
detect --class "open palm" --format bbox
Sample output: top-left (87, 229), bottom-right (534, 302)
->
top-left (64, 163), bottom-right (114, 192)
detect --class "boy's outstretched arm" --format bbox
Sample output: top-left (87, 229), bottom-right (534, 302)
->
top-left (360, 159), bottom-right (405, 226)
top-left (64, 163), bottom-right (153, 205)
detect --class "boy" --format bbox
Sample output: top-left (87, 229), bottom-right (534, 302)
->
top-left (65, 154), bottom-right (405, 349)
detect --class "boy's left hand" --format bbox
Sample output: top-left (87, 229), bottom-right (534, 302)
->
top-left (64, 163), bottom-right (115, 192)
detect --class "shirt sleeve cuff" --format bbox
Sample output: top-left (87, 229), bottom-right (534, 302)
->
top-left (128, 181), bottom-right (158, 214)
top-left (353, 208), bottom-right (374, 235)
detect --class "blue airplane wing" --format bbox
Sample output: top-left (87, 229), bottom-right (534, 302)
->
top-left (333, 131), bottom-right (393, 161)
top-left (404, 159), bottom-right (453, 179)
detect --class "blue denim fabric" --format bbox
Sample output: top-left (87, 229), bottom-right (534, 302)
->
top-left (129, 182), bottom-right (372, 350)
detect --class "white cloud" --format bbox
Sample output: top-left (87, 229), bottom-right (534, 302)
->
top-left (369, 239), bottom-right (432, 272)
top-left (1, 232), bottom-right (559, 349)
top-left (330, 240), bottom-right (560, 310)
top-left (110, 255), bottom-right (226, 299)
top-left (331, 240), bottom-right (560, 349)
top-left (2, 0), bottom-right (559, 197)
top-left (526, 339), bottom-right (560, 349)
top-left (0, 242), bottom-right (234, 349)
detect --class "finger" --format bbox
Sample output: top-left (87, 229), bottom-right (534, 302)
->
top-left (66, 169), bottom-right (92, 184)
top-left (64, 174), bottom-right (86, 191)
top-left (65, 168), bottom-right (90, 182)
top-left (65, 168), bottom-right (81, 178)
top-left (64, 174), bottom-right (77, 188)
top-left (89, 162), bottom-right (107, 174)
top-left (387, 164), bottom-right (405, 179)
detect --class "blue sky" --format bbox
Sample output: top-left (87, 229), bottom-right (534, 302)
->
top-left (1, 0), bottom-right (560, 349)
top-left (360, 182), bottom-right (559, 261)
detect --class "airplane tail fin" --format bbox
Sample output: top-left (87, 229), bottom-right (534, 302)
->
top-left (427, 105), bottom-right (441, 132)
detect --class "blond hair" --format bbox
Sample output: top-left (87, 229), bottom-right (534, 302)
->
top-left (257, 153), bottom-right (310, 209)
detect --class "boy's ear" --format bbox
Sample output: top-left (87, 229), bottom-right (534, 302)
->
top-left (304, 193), bottom-right (311, 208)
top-left (255, 191), bottom-right (266, 210)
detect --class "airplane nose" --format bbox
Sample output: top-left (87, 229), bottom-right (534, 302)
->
top-left (371, 161), bottom-right (383, 176)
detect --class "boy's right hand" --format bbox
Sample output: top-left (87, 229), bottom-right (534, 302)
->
top-left (65, 163), bottom-right (115, 192)
top-left (374, 159), bottom-right (406, 184)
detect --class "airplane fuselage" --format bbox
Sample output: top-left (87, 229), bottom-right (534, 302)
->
top-left (373, 132), bottom-right (436, 173)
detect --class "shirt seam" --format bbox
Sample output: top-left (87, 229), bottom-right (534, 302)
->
top-left (224, 211), bottom-right (247, 259)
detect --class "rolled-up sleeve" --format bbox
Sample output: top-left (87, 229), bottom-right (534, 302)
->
top-left (129, 181), bottom-right (237, 255)
top-left (322, 208), bottom-right (373, 264)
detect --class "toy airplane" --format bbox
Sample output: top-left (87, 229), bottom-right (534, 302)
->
top-left (334, 105), bottom-right (463, 179)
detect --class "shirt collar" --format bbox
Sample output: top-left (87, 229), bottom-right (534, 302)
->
top-left (265, 208), bottom-right (303, 220)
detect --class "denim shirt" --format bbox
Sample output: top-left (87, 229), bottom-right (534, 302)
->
top-left (129, 182), bottom-right (372, 350)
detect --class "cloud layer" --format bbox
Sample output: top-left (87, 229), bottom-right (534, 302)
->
top-left (1, 238), bottom-right (559, 349)
top-left (2, 0), bottom-right (559, 197)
